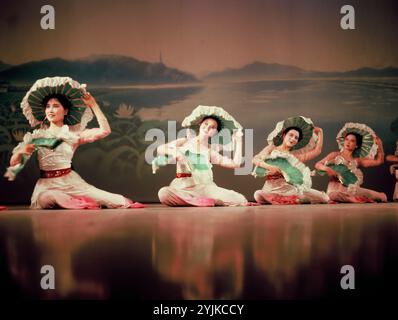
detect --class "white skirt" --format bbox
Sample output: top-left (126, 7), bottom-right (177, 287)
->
top-left (327, 180), bottom-right (387, 203)
top-left (31, 170), bottom-right (129, 209)
top-left (255, 177), bottom-right (329, 204)
top-left (159, 176), bottom-right (247, 206)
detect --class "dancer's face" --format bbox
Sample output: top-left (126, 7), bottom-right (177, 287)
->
top-left (344, 134), bottom-right (357, 151)
top-left (199, 118), bottom-right (219, 138)
top-left (45, 98), bottom-right (67, 124)
top-left (282, 129), bottom-right (300, 148)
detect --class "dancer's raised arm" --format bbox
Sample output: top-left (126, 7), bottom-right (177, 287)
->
top-left (358, 136), bottom-right (384, 168)
top-left (78, 93), bottom-right (111, 144)
top-left (157, 138), bottom-right (188, 161)
top-left (211, 130), bottom-right (243, 169)
top-left (296, 127), bottom-right (323, 163)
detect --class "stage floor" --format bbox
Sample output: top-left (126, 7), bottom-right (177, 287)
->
top-left (1, 203), bottom-right (398, 299)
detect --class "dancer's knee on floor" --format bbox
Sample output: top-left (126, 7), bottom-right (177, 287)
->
top-left (327, 191), bottom-right (344, 202)
top-left (158, 187), bottom-right (172, 204)
top-left (158, 187), bottom-right (190, 206)
top-left (37, 191), bottom-right (59, 208)
top-left (313, 192), bottom-right (329, 203)
top-left (225, 192), bottom-right (247, 205)
top-left (254, 190), bottom-right (268, 204)
top-left (378, 192), bottom-right (388, 202)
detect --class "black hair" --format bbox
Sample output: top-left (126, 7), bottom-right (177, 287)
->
top-left (345, 132), bottom-right (363, 149)
top-left (200, 116), bottom-right (222, 132)
top-left (283, 126), bottom-right (303, 142)
top-left (42, 94), bottom-right (72, 111)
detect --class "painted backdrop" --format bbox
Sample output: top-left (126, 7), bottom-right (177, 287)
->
top-left (1, 0), bottom-right (397, 203)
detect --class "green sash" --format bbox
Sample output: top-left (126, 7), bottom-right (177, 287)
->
top-left (254, 157), bottom-right (304, 186)
top-left (316, 163), bottom-right (358, 187)
top-left (152, 150), bottom-right (211, 173)
top-left (7, 138), bottom-right (63, 179)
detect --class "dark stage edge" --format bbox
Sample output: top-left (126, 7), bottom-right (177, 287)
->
top-left (1, 203), bottom-right (398, 300)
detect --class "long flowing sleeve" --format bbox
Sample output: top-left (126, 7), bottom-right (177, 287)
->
top-left (4, 131), bottom-right (35, 181)
top-left (77, 106), bottom-right (111, 144)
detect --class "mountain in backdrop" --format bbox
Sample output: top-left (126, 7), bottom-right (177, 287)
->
top-left (204, 61), bottom-right (398, 80)
top-left (2, 57), bottom-right (397, 85)
top-left (204, 61), bottom-right (305, 80)
top-left (0, 55), bottom-right (198, 85)
top-left (0, 61), bottom-right (11, 72)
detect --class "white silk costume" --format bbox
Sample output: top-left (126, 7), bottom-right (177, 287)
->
top-left (6, 125), bottom-right (131, 209)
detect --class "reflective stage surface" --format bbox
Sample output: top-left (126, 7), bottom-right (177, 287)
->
top-left (1, 204), bottom-right (397, 299)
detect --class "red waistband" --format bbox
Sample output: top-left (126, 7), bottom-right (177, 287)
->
top-left (40, 168), bottom-right (72, 178)
top-left (266, 173), bottom-right (284, 180)
top-left (176, 173), bottom-right (192, 178)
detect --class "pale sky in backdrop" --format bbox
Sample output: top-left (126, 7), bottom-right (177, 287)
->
top-left (1, 0), bottom-right (397, 76)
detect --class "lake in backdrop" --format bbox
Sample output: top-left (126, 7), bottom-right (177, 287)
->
top-left (1, 78), bottom-right (397, 203)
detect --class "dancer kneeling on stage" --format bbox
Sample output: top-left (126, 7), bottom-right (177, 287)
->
top-left (153, 105), bottom-right (248, 207)
top-left (252, 116), bottom-right (329, 205)
top-left (315, 122), bottom-right (387, 203)
top-left (5, 77), bottom-right (144, 209)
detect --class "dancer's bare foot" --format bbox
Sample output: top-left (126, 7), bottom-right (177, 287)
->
top-left (59, 196), bottom-right (100, 209)
top-left (185, 196), bottom-right (215, 207)
top-left (129, 202), bottom-right (145, 208)
top-left (126, 199), bottom-right (145, 208)
top-left (265, 195), bottom-right (299, 205)
top-left (353, 196), bottom-right (374, 203)
top-left (245, 202), bottom-right (261, 206)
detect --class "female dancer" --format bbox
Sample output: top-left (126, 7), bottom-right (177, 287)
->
top-left (253, 116), bottom-right (329, 205)
top-left (315, 123), bottom-right (387, 203)
top-left (5, 77), bottom-right (143, 209)
top-left (386, 140), bottom-right (398, 201)
top-left (155, 105), bottom-right (247, 206)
